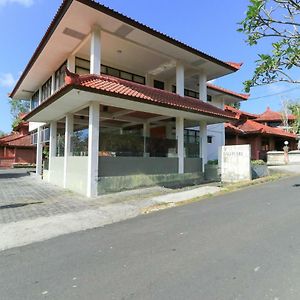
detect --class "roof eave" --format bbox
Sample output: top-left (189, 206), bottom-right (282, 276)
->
top-left (11, 0), bottom-right (240, 99)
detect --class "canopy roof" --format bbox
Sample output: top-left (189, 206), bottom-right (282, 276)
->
top-left (11, 0), bottom-right (242, 100)
top-left (24, 70), bottom-right (237, 123)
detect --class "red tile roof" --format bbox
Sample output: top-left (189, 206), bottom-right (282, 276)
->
top-left (225, 119), bottom-right (297, 138)
top-left (64, 70), bottom-right (237, 120)
top-left (224, 105), bottom-right (258, 119)
top-left (255, 107), bottom-right (296, 122)
top-left (207, 84), bottom-right (249, 101)
top-left (225, 62), bottom-right (243, 70)
top-left (0, 133), bottom-right (33, 147)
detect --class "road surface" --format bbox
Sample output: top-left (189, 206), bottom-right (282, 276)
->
top-left (1, 175), bottom-right (300, 299)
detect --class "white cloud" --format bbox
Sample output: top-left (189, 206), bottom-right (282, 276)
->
top-left (0, 73), bottom-right (16, 88)
top-left (0, 0), bottom-right (34, 7)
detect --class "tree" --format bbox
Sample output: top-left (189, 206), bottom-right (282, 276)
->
top-left (9, 99), bottom-right (30, 129)
top-left (228, 102), bottom-right (241, 109)
top-left (0, 130), bottom-right (6, 137)
top-left (238, 0), bottom-right (300, 92)
top-left (287, 101), bottom-right (300, 134)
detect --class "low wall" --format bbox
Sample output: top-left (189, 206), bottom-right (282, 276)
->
top-left (267, 151), bottom-right (300, 165)
top-left (205, 165), bottom-right (220, 181)
top-left (288, 151), bottom-right (300, 164)
top-left (99, 157), bottom-right (178, 176)
top-left (47, 156), bottom-right (88, 195)
top-left (48, 157), bottom-right (64, 187)
top-left (184, 158), bottom-right (202, 173)
top-left (65, 156), bottom-right (88, 195)
top-left (98, 172), bottom-right (204, 194)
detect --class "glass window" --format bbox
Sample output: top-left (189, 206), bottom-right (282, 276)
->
top-left (154, 80), bottom-right (165, 90)
top-left (133, 75), bottom-right (145, 84)
top-left (101, 65), bottom-right (107, 74)
top-left (41, 77), bottom-right (52, 102)
top-left (207, 136), bottom-right (213, 144)
top-left (31, 90), bottom-right (39, 110)
top-left (75, 57), bottom-right (146, 85)
top-left (120, 71), bottom-right (132, 81)
top-left (54, 61), bottom-right (67, 91)
top-left (107, 67), bottom-right (120, 77)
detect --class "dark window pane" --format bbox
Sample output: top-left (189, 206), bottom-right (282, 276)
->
top-left (107, 67), bottom-right (120, 77)
top-left (120, 71), bottom-right (132, 81)
top-left (133, 75), bottom-right (145, 84)
top-left (154, 80), bottom-right (165, 90)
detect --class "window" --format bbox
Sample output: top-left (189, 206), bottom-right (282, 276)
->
top-left (41, 77), bottom-right (52, 102)
top-left (207, 136), bottom-right (213, 144)
top-left (172, 85), bottom-right (212, 102)
top-left (31, 131), bottom-right (37, 145)
top-left (184, 129), bottom-right (200, 143)
top-left (154, 80), bottom-right (165, 90)
top-left (54, 61), bottom-right (67, 91)
top-left (75, 57), bottom-right (146, 85)
top-left (31, 90), bottom-right (39, 110)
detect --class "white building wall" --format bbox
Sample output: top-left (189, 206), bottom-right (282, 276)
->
top-left (207, 96), bottom-right (225, 161)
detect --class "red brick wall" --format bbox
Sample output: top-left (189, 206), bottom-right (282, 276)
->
top-left (15, 148), bottom-right (36, 164)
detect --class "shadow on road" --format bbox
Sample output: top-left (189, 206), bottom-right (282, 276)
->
top-left (0, 202), bottom-right (43, 210)
top-left (0, 169), bottom-right (31, 179)
top-left (292, 184), bottom-right (300, 187)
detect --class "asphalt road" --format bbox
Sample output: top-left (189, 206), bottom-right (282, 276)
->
top-left (1, 176), bottom-right (300, 300)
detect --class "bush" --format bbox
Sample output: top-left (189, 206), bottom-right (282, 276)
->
top-left (207, 159), bottom-right (218, 165)
top-left (251, 160), bottom-right (266, 165)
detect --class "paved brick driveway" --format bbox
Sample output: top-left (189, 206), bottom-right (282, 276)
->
top-left (0, 169), bottom-right (174, 224)
top-left (0, 169), bottom-right (91, 224)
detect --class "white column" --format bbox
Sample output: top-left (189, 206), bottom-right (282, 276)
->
top-left (90, 26), bottom-right (101, 75)
top-left (200, 121), bottom-right (208, 171)
top-left (176, 117), bottom-right (184, 174)
top-left (63, 114), bottom-right (74, 188)
top-left (36, 127), bottom-right (43, 176)
top-left (198, 72), bottom-right (207, 102)
top-left (38, 87), bottom-right (42, 105)
top-left (51, 74), bottom-right (55, 95)
top-left (48, 121), bottom-right (57, 182)
top-left (145, 74), bottom-right (153, 87)
top-left (176, 62), bottom-right (184, 97)
top-left (87, 102), bottom-right (100, 197)
top-left (67, 55), bottom-right (76, 73)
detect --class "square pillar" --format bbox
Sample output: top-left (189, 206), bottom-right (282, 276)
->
top-left (67, 55), bottom-right (76, 73)
top-left (48, 121), bottom-right (57, 182)
top-left (176, 62), bottom-right (184, 97)
top-left (90, 26), bottom-right (101, 75)
top-left (51, 74), bottom-right (55, 95)
top-left (36, 127), bottom-right (43, 176)
top-left (198, 72), bottom-right (207, 102)
top-left (145, 74), bottom-right (154, 87)
top-left (176, 117), bottom-right (184, 174)
top-left (200, 121), bottom-right (208, 171)
top-left (87, 102), bottom-right (100, 197)
top-left (63, 114), bottom-right (74, 188)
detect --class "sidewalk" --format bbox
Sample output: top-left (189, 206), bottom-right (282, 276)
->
top-left (0, 169), bottom-right (221, 251)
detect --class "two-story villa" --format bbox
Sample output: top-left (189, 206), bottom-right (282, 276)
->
top-left (10, 0), bottom-right (248, 197)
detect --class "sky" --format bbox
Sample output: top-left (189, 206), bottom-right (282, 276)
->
top-left (0, 0), bottom-right (299, 133)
